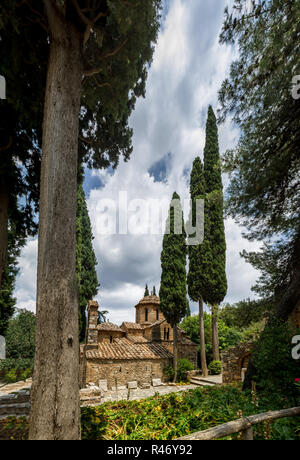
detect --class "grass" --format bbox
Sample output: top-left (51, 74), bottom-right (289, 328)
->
top-left (1, 385), bottom-right (299, 440)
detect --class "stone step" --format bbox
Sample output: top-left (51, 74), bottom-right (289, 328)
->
top-left (0, 402), bottom-right (31, 417)
top-left (190, 378), bottom-right (217, 387)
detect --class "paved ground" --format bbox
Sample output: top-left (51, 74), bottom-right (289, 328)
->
top-left (0, 379), bottom-right (32, 396)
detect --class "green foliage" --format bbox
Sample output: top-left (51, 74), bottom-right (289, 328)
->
top-left (219, 298), bottom-right (273, 330)
top-left (208, 360), bottom-right (222, 375)
top-left (76, 184), bottom-right (99, 342)
top-left (5, 309), bottom-right (35, 360)
top-left (1, 385), bottom-right (299, 440)
top-left (159, 192), bottom-right (188, 327)
top-left (204, 107), bottom-right (227, 305)
top-left (218, 0), bottom-right (300, 301)
top-left (164, 359), bottom-right (194, 383)
top-left (187, 157), bottom-right (213, 304)
top-left (250, 319), bottom-right (300, 399)
top-left (0, 359), bottom-right (34, 383)
top-left (0, 228), bottom-right (24, 336)
top-left (144, 284), bottom-right (150, 297)
top-left (180, 314), bottom-right (242, 363)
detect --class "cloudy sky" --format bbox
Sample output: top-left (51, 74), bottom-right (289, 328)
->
top-left (14, 0), bottom-right (262, 324)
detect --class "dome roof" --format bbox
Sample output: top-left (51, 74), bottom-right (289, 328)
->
top-left (135, 295), bottom-right (160, 307)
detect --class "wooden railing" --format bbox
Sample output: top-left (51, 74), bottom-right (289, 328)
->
top-left (177, 407), bottom-right (300, 440)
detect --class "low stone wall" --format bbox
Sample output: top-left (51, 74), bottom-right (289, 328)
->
top-left (222, 343), bottom-right (253, 384)
top-left (85, 358), bottom-right (172, 389)
top-left (0, 390), bottom-right (31, 419)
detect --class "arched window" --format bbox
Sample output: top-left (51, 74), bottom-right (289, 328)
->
top-left (166, 329), bottom-right (170, 340)
top-left (110, 336), bottom-right (113, 344)
top-left (145, 309), bottom-right (148, 322)
top-left (156, 309), bottom-right (159, 321)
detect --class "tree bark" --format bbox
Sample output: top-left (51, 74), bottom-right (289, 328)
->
top-left (173, 325), bottom-right (178, 383)
top-left (199, 297), bottom-right (208, 377)
top-left (212, 304), bottom-right (220, 362)
top-left (0, 183), bottom-right (9, 289)
top-left (29, 2), bottom-right (83, 440)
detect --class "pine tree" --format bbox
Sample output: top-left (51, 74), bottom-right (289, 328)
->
top-left (76, 184), bottom-right (99, 343)
top-left (159, 192), bottom-right (188, 381)
top-left (187, 157), bottom-right (212, 376)
top-left (0, 226), bottom-right (24, 336)
top-left (204, 107), bottom-right (227, 361)
top-left (144, 284), bottom-right (150, 297)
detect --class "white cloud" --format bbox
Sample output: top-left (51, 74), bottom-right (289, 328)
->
top-left (14, 0), bottom-right (261, 325)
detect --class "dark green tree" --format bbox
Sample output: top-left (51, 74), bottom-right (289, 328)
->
top-left (0, 0), bottom-right (162, 439)
top-left (187, 157), bottom-right (212, 376)
top-left (218, 0), bottom-right (300, 320)
top-left (0, 226), bottom-right (24, 336)
top-left (97, 310), bottom-right (108, 324)
top-left (144, 284), bottom-right (150, 297)
top-left (152, 286), bottom-right (156, 296)
top-left (5, 309), bottom-right (36, 360)
top-left (159, 192), bottom-right (188, 381)
top-left (76, 184), bottom-right (99, 343)
top-left (204, 106), bottom-right (227, 361)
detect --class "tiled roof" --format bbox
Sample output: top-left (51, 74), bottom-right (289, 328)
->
top-left (136, 295), bottom-right (160, 307)
top-left (96, 322), bottom-right (123, 332)
top-left (121, 322), bottom-right (144, 330)
top-left (85, 338), bottom-right (173, 361)
top-left (127, 335), bottom-right (149, 344)
top-left (143, 319), bottom-right (166, 328)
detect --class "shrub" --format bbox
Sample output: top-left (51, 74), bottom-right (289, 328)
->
top-left (0, 359), bottom-right (34, 383)
top-left (164, 359), bottom-right (194, 383)
top-left (208, 360), bottom-right (222, 375)
top-left (4, 369), bottom-right (18, 384)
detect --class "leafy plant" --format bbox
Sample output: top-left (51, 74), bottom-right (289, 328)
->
top-left (208, 361), bottom-right (222, 375)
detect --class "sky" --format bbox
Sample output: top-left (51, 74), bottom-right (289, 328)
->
top-left (14, 0), bottom-right (262, 325)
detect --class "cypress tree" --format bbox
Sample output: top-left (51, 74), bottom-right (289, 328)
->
top-left (159, 192), bottom-right (188, 381)
top-left (152, 286), bottom-right (156, 296)
top-left (76, 184), bottom-right (99, 343)
top-left (204, 106), bottom-right (227, 361)
top-left (187, 157), bottom-right (212, 376)
top-left (144, 284), bottom-right (150, 297)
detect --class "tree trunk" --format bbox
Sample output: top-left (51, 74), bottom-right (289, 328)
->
top-left (199, 297), bottom-right (208, 377)
top-left (0, 184), bottom-right (9, 289)
top-left (212, 304), bottom-right (220, 362)
top-left (29, 3), bottom-right (83, 440)
top-left (173, 325), bottom-right (178, 383)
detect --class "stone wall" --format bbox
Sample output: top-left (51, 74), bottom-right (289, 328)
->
top-left (222, 343), bottom-right (253, 384)
top-left (98, 330), bottom-right (124, 343)
top-left (136, 304), bottom-right (164, 324)
top-left (161, 341), bottom-right (198, 369)
top-left (85, 358), bottom-right (171, 389)
top-left (290, 303), bottom-right (300, 330)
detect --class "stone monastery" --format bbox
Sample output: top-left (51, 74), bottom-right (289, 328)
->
top-left (80, 295), bottom-right (197, 389)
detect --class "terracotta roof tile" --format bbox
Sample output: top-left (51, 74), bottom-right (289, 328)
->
top-left (96, 322), bottom-right (123, 332)
top-left (127, 335), bottom-right (149, 344)
top-left (136, 295), bottom-right (160, 307)
top-left (86, 338), bottom-right (173, 361)
top-left (121, 322), bottom-right (144, 330)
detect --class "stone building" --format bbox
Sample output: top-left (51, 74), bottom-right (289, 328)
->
top-left (81, 295), bottom-right (197, 389)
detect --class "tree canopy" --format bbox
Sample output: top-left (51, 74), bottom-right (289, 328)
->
top-left (218, 0), bottom-right (300, 314)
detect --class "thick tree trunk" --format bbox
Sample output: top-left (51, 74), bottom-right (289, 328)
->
top-left (173, 325), bottom-right (178, 383)
top-left (29, 3), bottom-right (83, 441)
top-left (199, 297), bottom-right (208, 377)
top-left (212, 304), bottom-right (220, 362)
top-left (0, 184), bottom-right (9, 289)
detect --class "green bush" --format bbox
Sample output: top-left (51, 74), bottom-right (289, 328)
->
top-left (0, 359), bottom-right (34, 383)
top-left (164, 359), bottom-right (194, 383)
top-left (208, 360), bottom-right (222, 375)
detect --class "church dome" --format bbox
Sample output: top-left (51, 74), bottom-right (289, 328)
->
top-left (135, 295), bottom-right (160, 307)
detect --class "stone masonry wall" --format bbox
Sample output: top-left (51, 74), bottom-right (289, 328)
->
top-left (86, 358), bottom-right (171, 389)
top-left (222, 343), bottom-right (253, 384)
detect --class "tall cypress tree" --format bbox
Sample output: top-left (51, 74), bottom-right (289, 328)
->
top-left (187, 157), bottom-right (212, 376)
top-left (144, 284), bottom-right (150, 297)
top-left (76, 184), bottom-right (99, 343)
top-left (204, 106), bottom-right (227, 361)
top-left (159, 192), bottom-right (188, 381)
